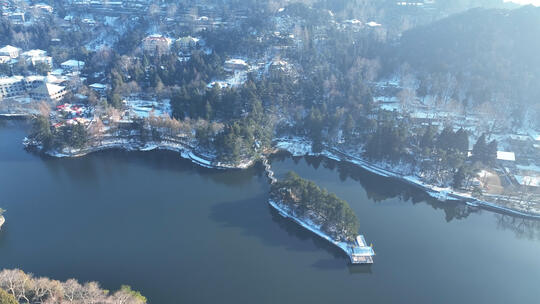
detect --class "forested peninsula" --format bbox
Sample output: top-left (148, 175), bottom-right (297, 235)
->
top-left (271, 172), bottom-right (359, 242)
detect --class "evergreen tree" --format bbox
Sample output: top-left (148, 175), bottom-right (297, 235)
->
top-left (453, 166), bottom-right (466, 189)
top-left (420, 125), bottom-right (436, 150)
top-left (472, 133), bottom-right (487, 161)
top-left (455, 128), bottom-right (469, 154)
top-left (31, 115), bottom-right (53, 149)
top-left (486, 140), bottom-right (498, 165)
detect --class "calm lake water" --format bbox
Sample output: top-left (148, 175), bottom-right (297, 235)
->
top-left (0, 120), bottom-right (539, 304)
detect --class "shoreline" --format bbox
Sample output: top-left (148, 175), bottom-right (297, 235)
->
top-left (268, 199), bottom-right (373, 264)
top-left (274, 137), bottom-right (540, 220)
top-left (25, 136), bottom-right (540, 220)
top-left (36, 138), bottom-right (255, 170)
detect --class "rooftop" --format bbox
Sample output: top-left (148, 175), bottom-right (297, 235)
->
top-left (497, 151), bottom-right (516, 161)
top-left (515, 175), bottom-right (540, 187)
top-left (0, 76), bottom-right (23, 85)
top-left (61, 59), bottom-right (85, 67)
top-left (0, 45), bottom-right (20, 53)
top-left (22, 49), bottom-right (47, 58)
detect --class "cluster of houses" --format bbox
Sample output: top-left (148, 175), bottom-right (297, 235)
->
top-left (1, 1), bottom-right (54, 25)
top-left (0, 45), bottom-right (53, 69)
top-left (52, 103), bottom-right (91, 128)
top-left (0, 74), bottom-right (68, 101)
top-left (141, 34), bottom-right (206, 57)
top-left (496, 134), bottom-right (540, 190)
top-left (0, 44), bottom-right (89, 102)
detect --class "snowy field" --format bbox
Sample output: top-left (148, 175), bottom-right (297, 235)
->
top-left (125, 98), bottom-right (172, 118)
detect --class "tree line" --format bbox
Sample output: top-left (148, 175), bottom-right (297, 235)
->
top-left (271, 171), bottom-right (359, 242)
top-left (0, 269), bottom-right (146, 304)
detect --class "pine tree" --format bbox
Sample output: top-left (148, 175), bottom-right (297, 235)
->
top-left (420, 125), bottom-right (436, 149)
top-left (453, 166), bottom-right (466, 189)
top-left (455, 128), bottom-right (469, 154)
top-left (472, 133), bottom-right (487, 161)
top-left (486, 140), bottom-right (498, 165)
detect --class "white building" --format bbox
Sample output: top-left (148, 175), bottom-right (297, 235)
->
top-left (0, 75), bottom-right (68, 101)
top-left (0, 56), bottom-right (11, 64)
top-left (61, 59), bottom-right (85, 72)
top-left (7, 13), bottom-right (25, 25)
top-left (30, 83), bottom-right (67, 101)
top-left (0, 76), bottom-right (25, 100)
top-left (0, 45), bottom-right (21, 59)
top-left (32, 3), bottom-right (54, 13)
top-left (21, 50), bottom-right (53, 68)
top-left (89, 83), bottom-right (107, 95)
top-left (142, 34), bottom-right (172, 55)
top-left (514, 175), bottom-right (540, 188)
top-left (497, 151), bottom-right (516, 162)
top-left (224, 59), bottom-right (249, 71)
top-left (176, 36), bottom-right (199, 51)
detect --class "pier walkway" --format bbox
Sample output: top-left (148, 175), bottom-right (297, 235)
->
top-left (262, 157), bottom-right (277, 184)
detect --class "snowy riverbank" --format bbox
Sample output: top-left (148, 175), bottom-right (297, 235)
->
top-left (37, 137), bottom-right (254, 170)
top-left (274, 136), bottom-right (540, 220)
top-left (268, 199), bottom-right (367, 263)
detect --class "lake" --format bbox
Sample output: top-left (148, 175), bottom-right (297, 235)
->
top-left (1, 120), bottom-right (539, 304)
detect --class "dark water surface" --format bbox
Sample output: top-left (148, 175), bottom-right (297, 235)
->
top-left (0, 121), bottom-right (539, 304)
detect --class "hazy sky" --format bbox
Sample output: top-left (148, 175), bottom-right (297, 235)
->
top-left (504, 0), bottom-right (540, 5)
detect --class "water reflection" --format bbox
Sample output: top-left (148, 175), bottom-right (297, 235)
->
top-left (496, 214), bottom-right (540, 241)
top-left (208, 195), bottom-right (357, 270)
top-left (39, 149), bottom-right (259, 187)
top-left (274, 154), bottom-right (480, 223)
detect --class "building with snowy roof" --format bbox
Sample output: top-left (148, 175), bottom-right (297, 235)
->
top-left (30, 83), bottom-right (67, 101)
top-left (7, 12), bottom-right (25, 25)
top-left (0, 45), bottom-right (21, 59)
top-left (176, 36), bottom-right (200, 51)
top-left (21, 49), bottom-right (53, 68)
top-left (0, 76), bottom-right (25, 100)
top-left (497, 151), bottom-right (516, 162)
top-left (0, 56), bottom-right (11, 64)
top-left (89, 83), bottom-right (107, 96)
top-left (61, 60), bottom-right (85, 72)
top-left (514, 175), bottom-right (540, 188)
top-left (224, 58), bottom-right (248, 71)
top-left (142, 34), bottom-right (172, 56)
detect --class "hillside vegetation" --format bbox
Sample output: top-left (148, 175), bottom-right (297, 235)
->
top-left (399, 6), bottom-right (540, 111)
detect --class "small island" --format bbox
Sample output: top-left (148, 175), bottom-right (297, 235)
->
top-left (270, 171), bottom-right (374, 264)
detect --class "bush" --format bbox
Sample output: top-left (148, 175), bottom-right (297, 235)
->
top-left (0, 288), bottom-right (17, 304)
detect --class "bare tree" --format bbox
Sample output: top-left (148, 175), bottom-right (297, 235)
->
top-left (62, 279), bottom-right (82, 303)
top-left (0, 269), bottom-right (31, 303)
